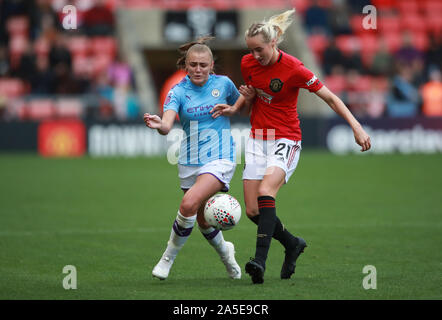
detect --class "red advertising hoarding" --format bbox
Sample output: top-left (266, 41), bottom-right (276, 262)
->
top-left (38, 120), bottom-right (86, 157)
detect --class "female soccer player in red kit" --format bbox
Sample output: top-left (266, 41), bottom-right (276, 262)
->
top-left (211, 9), bottom-right (371, 284)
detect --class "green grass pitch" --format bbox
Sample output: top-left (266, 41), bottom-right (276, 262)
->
top-left (0, 151), bottom-right (441, 300)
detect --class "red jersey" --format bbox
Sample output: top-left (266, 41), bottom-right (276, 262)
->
top-left (241, 50), bottom-right (323, 140)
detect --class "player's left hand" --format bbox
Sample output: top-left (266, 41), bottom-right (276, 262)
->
top-left (353, 127), bottom-right (371, 152)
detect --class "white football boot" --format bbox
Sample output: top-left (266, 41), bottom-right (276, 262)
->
top-left (221, 241), bottom-right (241, 279)
top-left (152, 253), bottom-right (175, 280)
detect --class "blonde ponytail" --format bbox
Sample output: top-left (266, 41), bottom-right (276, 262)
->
top-left (245, 9), bottom-right (295, 44)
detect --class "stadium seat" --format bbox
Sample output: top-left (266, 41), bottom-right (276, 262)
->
top-left (422, 0), bottom-right (442, 14)
top-left (91, 37), bottom-right (117, 58)
top-left (370, 0), bottom-right (395, 10)
top-left (335, 35), bottom-right (360, 56)
top-left (0, 78), bottom-right (26, 98)
top-left (400, 14), bottom-right (427, 33)
top-left (67, 36), bottom-right (91, 57)
top-left (425, 14), bottom-right (442, 36)
top-left (324, 74), bottom-right (346, 94)
top-left (397, 0), bottom-right (420, 15)
top-left (349, 15), bottom-right (366, 35)
top-left (27, 99), bottom-right (56, 120)
top-left (92, 54), bottom-right (113, 77)
top-left (378, 15), bottom-right (401, 33)
top-left (410, 32), bottom-right (429, 52)
top-left (382, 32), bottom-right (402, 53)
top-left (353, 75), bottom-right (372, 92)
top-left (358, 33), bottom-right (380, 67)
top-left (72, 56), bottom-right (94, 77)
top-left (56, 98), bottom-right (84, 119)
top-left (290, 0), bottom-right (310, 15)
top-left (359, 34), bottom-right (379, 55)
top-left (307, 34), bottom-right (329, 62)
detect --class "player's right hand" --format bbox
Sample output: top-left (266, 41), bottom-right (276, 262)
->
top-left (239, 85), bottom-right (256, 101)
top-left (143, 113), bottom-right (162, 129)
top-left (210, 104), bottom-right (235, 118)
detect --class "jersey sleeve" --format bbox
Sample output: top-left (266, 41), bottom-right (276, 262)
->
top-left (162, 87), bottom-right (181, 113)
top-left (293, 64), bottom-right (323, 93)
top-left (225, 78), bottom-right (240, 105)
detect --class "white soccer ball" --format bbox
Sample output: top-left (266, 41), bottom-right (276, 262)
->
top-left (204, 194), bottom-right (241, 231)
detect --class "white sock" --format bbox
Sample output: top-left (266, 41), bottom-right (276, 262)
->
top-left (164, 211), bottom-right (196, 259)
top-left (199, 226), bottom-right (227, 257)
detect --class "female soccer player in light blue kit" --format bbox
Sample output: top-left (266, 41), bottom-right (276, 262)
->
top-left (144, 37), bottom-right (243, 280)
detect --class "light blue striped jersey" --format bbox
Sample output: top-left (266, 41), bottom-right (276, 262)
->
top-left (163, 74), bottom-right (240, 166)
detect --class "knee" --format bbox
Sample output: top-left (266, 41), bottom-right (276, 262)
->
top-left (245, 206), bottom-right (259, 219)
top-left (179, 196), bottom-right (200, 217)
top-left (257, 185), bottom-right (272, 198)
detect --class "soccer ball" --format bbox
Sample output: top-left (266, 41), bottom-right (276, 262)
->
top-left (204, 194), bottom-right (241, 231)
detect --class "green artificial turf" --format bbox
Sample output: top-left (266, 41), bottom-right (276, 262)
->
top-left (0, 152), bottom-right (441, 300)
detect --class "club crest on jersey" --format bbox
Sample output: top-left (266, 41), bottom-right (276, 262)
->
top-left (269, 78), bottom-right (283, 92)
top-left (211, 89), bottom-right (220, 97)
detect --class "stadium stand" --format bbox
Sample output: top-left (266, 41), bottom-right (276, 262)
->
top-left (0, 0), bottom-right (441, 121)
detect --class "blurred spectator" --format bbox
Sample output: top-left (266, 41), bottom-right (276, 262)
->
top-left (425, 35), bottom-right (442, 75)
top-left (304, 0), bottom-right (331, 35)
top-left (371, 38), bottom-right (394, 76)
top-left (347, 0), bottom-right (371, 14)
top-left (0, 45), bottom-right (10, 76)
top-left (30, 55), bottom-right (54, 94)
top-left (328, 0), bottom-right (352, 36)
top-left (53, 62), bottom-right (89, 94)
top-left (48, 33), bottom-right (71, 70)
top-left (16, 43), bottom-right (36, 82)
top-left (421, 67), bottom-right (442, 117)
top-left (322, 38), bottom-right (345, 75)
top-left (32, 0), bottom-right (60, 41)
top-left (345, 69), bottom-right (367, 117)
top-left (82, 0), bottom-right (114, 36)
top-left (107, 54), bottom-right (132, 89)
top-left (366, 77), bottom-right (387, 118)
top-left (386, 65), bottom-right (421, 118)
top-left (344, 48), bottom-right (364, 74)
top-left (394, 32), bottom-right (425, 86)
top-left (0, 0), bottom-right (34, 44)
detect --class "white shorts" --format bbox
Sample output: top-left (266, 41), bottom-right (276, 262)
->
top-left (242, 137), bottom-right (301, 183)
top-left (178, 159), bottom-right (236, 192)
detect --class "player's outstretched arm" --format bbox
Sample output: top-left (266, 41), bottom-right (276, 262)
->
top-left (143, 110), bottom-right (177, 135)
top-left (211, 85), bottom-right (256, 119)
top-left (315, 86), bottom-right (371, 152)
top-left (211, 95), bottom-right (244, 118)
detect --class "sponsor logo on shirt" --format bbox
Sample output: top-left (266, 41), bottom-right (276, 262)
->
top-left (256, 88), bottom-right (273, 104)
top-left (164, 92), bottom-right (172, 105)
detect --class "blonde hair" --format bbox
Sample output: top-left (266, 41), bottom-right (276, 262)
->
top-left (245, 9), bottom-right (295, 45)
top-left (176, 36), bottom-right (215, 69)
